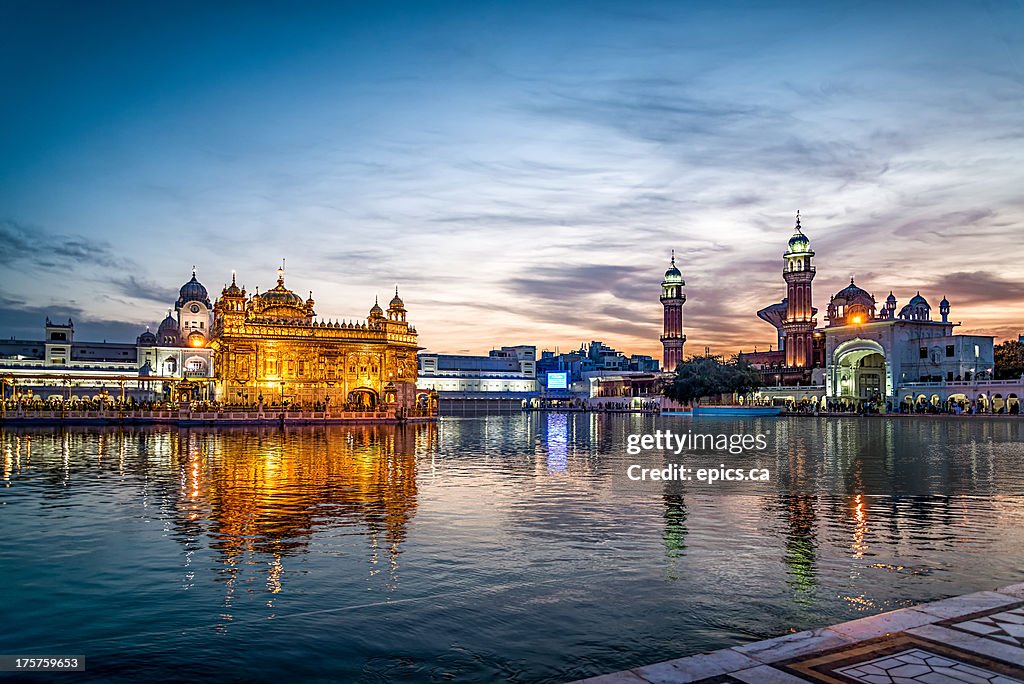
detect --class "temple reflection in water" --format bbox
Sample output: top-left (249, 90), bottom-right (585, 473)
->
top-left (2, 415), bottom-right (1022, 629)
top-left (1, 423), bottom-right (436, 607)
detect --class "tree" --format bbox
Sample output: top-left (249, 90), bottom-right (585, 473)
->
top-left (664, 354), bottom-right (762, 405)
top-left (994, 340), bottom-right (1024, 380)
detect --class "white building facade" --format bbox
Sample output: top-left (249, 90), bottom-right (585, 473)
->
top-left (0, 270), bottom-right (216, 403)
top-left (417, 346), bottom-right (538, 395)
top-left (749, 218), bottom-right (1015, 413)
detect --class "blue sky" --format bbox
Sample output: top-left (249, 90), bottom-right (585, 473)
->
top-left (2, 0), bottom-right (1022, 356)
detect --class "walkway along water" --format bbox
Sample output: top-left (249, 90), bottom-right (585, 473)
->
top-left (0, 406), bottom-right (436, 425)
top-left (571, 582), bottom-right (1024, 683)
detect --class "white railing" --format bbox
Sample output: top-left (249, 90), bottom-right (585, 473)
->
top-left (901, 379), bottom-right (1023, 388)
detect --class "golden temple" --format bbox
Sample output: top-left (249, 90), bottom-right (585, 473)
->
top-left (210, 265), bottom-right (420, 409)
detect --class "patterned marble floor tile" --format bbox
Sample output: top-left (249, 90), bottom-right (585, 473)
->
top-left (775, 633), bottom-right (1024, 684)
top-left (833, 647), bottom-right (1024, 684)
top-left (944, 604), bottom-right (1024, 650)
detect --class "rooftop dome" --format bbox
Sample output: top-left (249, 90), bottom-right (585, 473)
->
top-left (260, 267), bottom-right (305, 309)
top-left (908, 292), bottom-right (930, 307)
top-left (787, 233), bottom-right (809, 253)
top-left (222, 272), bottom-right (243, 297)
top-left (156, 312), bottom-right (180, 345)
top-left (940, 296), bottom-right (949, 307)
top-left (389, 287), bottom-right (405, 309)
top-left (897, 292), bottom-right (932, 321)
top-left (785, 211), bottom-right (812, 254)
top-left (827, 277), bottom-right (876, 327)
top-left (247, 265), bottom-right (315, 321)
top-left (833, 277), bottom-right (874, 303)
top-left (663, 251), bottom-right (683, 283)
top-left (157, 312), bottom-right (178, 333)
top-left (886, 291), bottom-right (897, 303)
top-left (369, 297), bottom-right (384, 318)
top-left (176, 268), bottom-right (211, 308)
top-left (137, 329), bottom-right (157, 345)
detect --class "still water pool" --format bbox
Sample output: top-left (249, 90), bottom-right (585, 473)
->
top-left (2, 415), bottom-right (1023, 682)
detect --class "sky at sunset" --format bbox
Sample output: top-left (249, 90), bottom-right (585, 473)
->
top-left (2, 1), bottom-right (1023, 358)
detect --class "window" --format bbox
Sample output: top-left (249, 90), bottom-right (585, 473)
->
top-left (919, 347), bottom-right (928, 359)
top-left (947, 371), bottom-right (953, 381)
top-left (946, 345), bottom-right (954, 357)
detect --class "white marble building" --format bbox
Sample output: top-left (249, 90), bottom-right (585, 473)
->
top-left (822, 279), bottom-right (995, 408)
top-left (750, 221), bottom-right (1016, 412)
top-left (0, 270), bottom-right (215, 402)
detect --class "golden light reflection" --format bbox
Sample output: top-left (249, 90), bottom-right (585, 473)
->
top-left (851, 493), bottom-right (869, 558)
top-left (842, 593), bottom-right (876, 610)
top-left (163, 423), bottom-right (435, 609)
top-left (267, 555), bottom-right (284, 594)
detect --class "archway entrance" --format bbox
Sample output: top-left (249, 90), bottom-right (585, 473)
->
top-left (347, 387), bottom-right (378, 409)
top-left (948, 393), bottom-right (969, 414)
top-left (834, 340), bottom-right (887, 406)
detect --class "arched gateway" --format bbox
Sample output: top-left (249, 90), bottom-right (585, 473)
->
top-left (830, 338), bottom-right (889, 405)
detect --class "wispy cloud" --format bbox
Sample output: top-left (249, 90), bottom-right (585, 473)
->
top-left (0, 219), bottom-right (124, 270)
top-left (1, 2), bottom-right (1022, 356)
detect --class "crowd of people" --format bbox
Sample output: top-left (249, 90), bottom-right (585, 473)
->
top-left (777, 397), bottom-right (1020, 416)
top-left (0, 397), bottom-right (397, 414)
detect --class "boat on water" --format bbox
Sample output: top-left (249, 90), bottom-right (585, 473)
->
top-left (661, 405), bottom-right (781, 417)
top-left (695, 405), bottom-right (781, 416)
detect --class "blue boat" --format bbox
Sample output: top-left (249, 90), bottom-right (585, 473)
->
top-left (692, 405), bottom-right (781, 416)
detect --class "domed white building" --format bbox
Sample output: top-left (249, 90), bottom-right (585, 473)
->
top-left (135, 269), bottom-right (215, 396)
top-left (747, 214), bottom-right (1002, 412)
top-left (0, 268), bottom-right (216, 403)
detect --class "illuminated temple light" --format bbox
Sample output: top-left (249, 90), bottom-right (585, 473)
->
top-left (210, 265), bottom-right (420, 409)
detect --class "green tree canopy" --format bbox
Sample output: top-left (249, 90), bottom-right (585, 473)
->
top-left (994, 340), bottom-right (1024, 379)
top-left (663, 354), bottom-right (762, 405)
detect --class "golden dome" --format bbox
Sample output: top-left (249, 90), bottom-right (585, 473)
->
top-left (249, 266), bottom-right (314, 320)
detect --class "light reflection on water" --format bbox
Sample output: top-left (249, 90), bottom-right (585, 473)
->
top-left (1, 414), bottom-right (1023, 683)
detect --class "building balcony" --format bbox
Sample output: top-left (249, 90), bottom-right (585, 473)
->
top-left (900, 379), bottom-right (1021, 388)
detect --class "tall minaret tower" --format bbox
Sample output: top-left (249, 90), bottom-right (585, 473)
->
top-left (660, 251), bottom-right (686, 370)
top-left (782, 211), bottom-right (816, 368)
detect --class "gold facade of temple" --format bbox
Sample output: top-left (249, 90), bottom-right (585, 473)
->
top-left (210, 266), bottom-right (419, 408)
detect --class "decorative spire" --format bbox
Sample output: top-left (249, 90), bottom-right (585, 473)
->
top-left (794, 210), bottom-right (802, 232)
top-left (231, 270), bottom-right (237, 286)
top-left (670, 248), bottom-right (675, 266)
top-left (276, 260), bottom-right (285, 287)
top-left (192, 265), bottom-right (197, 277)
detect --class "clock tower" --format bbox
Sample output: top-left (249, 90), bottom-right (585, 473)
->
top-left (660, 251), bottom-right (686, 371)
top-left (782, 212), bottom-right (816, 368)
top-left (175, 267), bottom-right (214, 346)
